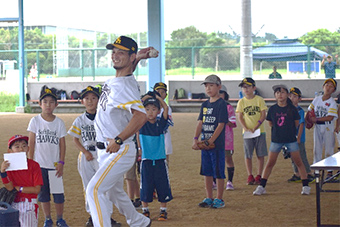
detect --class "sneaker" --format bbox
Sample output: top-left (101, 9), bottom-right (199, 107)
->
top-left (254, 175), bottom-right (261, 185)
top-left (158, 210), bottom-right (168, 221)
top-left (133, 199), bottom-right (142, 209)
top-left (307, 174), bottom-right (315, 183)
top-left (301, 186), bottom-right (311, 195)
top-left (85, 217), bottom-right (93, 227)
top-left (287, 174), bottom-right (301, 183)
top-left (253, 185), bottom-right (266, 195)
top-left (212, 181), bottom-right (217, 190)
top-left (43, 219), bottom-right (53, 227)
top-left (56, 219), bottom-right (69, 227)
top-left (142, 210), bottom-right (150, 218)
top-left (111, 218), bottom-right (121, 227)
top-left (198, 198), bottom-right (213, 208)
top-left (226, 181), bottom-right (234, 190)
top-left (247, 175), bottom-right (255, 185)
top-left (211, 198), bottom-right (225, 209)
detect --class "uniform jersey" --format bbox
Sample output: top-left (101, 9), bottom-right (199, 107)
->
top-left (8, 159), bottom-right (43, 201)
top-left (308, 95), bottom-right (338, 121)
top-left (68, 112), bottom-right (97, 153)
top-left (236, 95), bottom-right (267, 134)
top-left (198, 98), bottom-right (228, 150)
top-left (27, 115), bottom-right (67, 169)
top-left (95, 75), bottom-right (145, 144)
top-left (139, 116), bottom-right (168, 160)
top-left (157, 105), bottom-right (174, 155)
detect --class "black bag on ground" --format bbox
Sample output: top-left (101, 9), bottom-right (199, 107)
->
top-left (192, 93), bottom-right (206, 99)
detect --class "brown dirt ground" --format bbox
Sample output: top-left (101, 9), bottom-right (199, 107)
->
top-left (0, 113), bottom-right (339, 227)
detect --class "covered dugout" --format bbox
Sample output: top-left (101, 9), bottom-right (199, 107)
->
top-left (253, 39), bottom-right (329, 76)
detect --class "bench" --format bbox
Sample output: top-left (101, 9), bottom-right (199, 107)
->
top-left (27, 99), bottom-right (84, 113)
top-left (169, 98), bottom-right (315, 112)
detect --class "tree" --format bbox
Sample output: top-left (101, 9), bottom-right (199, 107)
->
top-left (166, 26), bottom-right (207, 69)
top-left (300, 29), bottom-right (340, 56)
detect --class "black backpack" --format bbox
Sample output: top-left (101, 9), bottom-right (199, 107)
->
top-left (71, 90), bottom-right (80, 100)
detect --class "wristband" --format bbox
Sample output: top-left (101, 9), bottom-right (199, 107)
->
top-left (258, 120), bottom-right (262, 124)
top-left (0, 172), bottom-right (7, 178)
top-left (58, 161), bottom-right (65, 165)
top-left (19, 186), bottom-right (23, 193)
top-left (1, 172), bottom-right (9, 184)
top-left (194, 137), bottom-right (198, 140)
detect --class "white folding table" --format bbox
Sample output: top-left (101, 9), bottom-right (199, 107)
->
top-left (311, 152), bottom-right (340, 227)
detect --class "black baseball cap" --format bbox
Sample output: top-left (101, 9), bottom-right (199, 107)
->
top-left (143, 97), bottom-right (160, 109)
top-left (80, 86), bottom-right (100, 99)
top-left (106, 36), bottom-right (138, 54)
top-left (40, 86), bottom-right (57, 101)
top-left (290, 87), bottom-right (302, 97)
top-left (239, 78), bottom-right (255, 87)
top-left (153, 82), bottom-right (167, 91)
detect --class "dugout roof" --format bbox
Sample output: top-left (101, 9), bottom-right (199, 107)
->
top-left (253, 39), bottom-right (329, 61)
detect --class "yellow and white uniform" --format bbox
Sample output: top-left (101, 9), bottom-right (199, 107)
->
top-left (68, 113), bottom-right (100, 214)
top-left (308, 95), bottom-right (338, 163)
top-left (86, 75), bottom-right (150, 227)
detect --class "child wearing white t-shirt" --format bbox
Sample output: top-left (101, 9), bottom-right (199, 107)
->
top-left (27, 86), bottom-right (68, 227)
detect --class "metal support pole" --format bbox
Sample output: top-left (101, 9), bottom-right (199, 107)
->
top-left (18, 0), bottom-right (25, 106)
top-left (240, 0), bottom-right (253, 78)
top-left (191, 47), bottom-right (195, 79)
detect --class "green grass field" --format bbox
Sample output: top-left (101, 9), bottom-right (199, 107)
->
top-left (0, 92), bottom-right (19, 112)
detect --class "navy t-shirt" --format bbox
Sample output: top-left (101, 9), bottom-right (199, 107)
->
top-left (266, 103), bottom-right (300, 143)
top-left (198, 98), bottom-right (228, 150)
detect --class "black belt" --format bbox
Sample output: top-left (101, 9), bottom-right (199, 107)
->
top-left (96, 142), bottom-right (106, 149)
top-left (316, 121), bottom-right (331, 125)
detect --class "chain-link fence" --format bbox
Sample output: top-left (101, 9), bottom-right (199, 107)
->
top-left (0, 44), bottom-right (339, 80)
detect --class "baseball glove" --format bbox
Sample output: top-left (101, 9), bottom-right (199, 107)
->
top-left (197, 140), bottom-right (215, 150)
top-left (0, 187), bottom-right (18, 205)
top-left (305, 110), bottom-right (316, 130)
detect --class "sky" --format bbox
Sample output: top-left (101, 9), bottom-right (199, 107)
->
top-left (1, 0), bottom-right (340, 41)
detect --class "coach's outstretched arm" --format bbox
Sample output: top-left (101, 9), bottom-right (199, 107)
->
top-left (106, 110), bottom-right (147, 154)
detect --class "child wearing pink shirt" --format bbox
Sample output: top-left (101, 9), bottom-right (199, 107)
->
top-left (220, 85), bottom-right (237, 190)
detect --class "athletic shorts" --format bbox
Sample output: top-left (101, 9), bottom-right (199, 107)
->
top-left (38, 168), bottom-right (65, 203)
top-left (243, 133), bottom-right (268, 159)
top-left (269, 141), bottom-right (299, 153)
top-left (200, 148), bottom-right (226, 179)
top-left (140, 159), bottom-right (173, 203)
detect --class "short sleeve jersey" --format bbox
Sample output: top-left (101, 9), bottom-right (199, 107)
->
top-left (27, 115), bottom-right (67, 168)
top-left (68, 112), bottom-right (97, 151)
top-left (236, 95), bottom-right (267, 133)
top-left (8, 159), bottom-right (43, 201)
top-left (198, 98), bottom-right (228, 150)
top-left (95, 75), bottom-right (145, 144)
top-left (308, 96), bottom-right (338, 123)
top-left (324, 61), bottom-right (337, 78)
top-left (266, 104), bottom-right (300, 143)
top-left (296, 105), bottom-right (306, 143)
top-left (139, 116), bottom-right (168, 160)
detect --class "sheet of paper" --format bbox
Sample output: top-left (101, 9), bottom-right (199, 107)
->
top-left (48, 170), bottom-right (64, 194)
top-left (4, 152), bottom-right (28, 171)
top-left (243, 128), bottom-right (261, 139)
